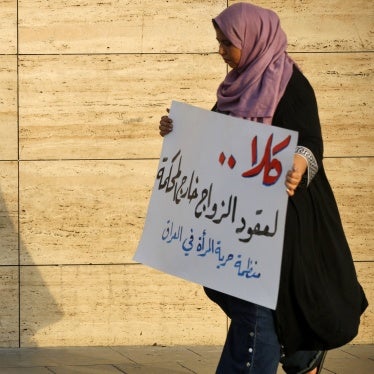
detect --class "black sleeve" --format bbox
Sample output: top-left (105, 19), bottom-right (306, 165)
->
top-left (272, 66), bottom-right (324, 168)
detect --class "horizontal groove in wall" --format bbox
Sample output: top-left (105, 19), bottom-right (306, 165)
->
top-left (1, 260), bottom-right (371, 268)
top-left (1, 156), bottom-right (371, 162)
top-left (1, 50), bottom-right (373, 57)
top-left (2, 263), bottom-right (143, 267)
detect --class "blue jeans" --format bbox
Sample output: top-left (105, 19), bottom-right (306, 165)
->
top-left (204, 287), bottom-right (322, 374)
top-left (204, 287), bottom-right (281, 374)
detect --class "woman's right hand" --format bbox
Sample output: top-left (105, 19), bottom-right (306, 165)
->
top-left (159, 109), bottom-right (173, 137)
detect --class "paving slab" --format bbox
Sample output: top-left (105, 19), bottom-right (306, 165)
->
top-left (0, 346), bottom-right (131, 367)
top-left (0, 368), bottom-right (52, 374)
top-left (48, 364), bottom-right (123, 373)
top-left (0, 344), bottom-right (372, 373)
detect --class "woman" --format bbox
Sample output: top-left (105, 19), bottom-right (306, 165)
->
top-left (159, 3), bottom-right (367, 374)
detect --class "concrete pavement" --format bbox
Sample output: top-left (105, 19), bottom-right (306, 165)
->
top-left (0, 344), bottom-right (372, 373)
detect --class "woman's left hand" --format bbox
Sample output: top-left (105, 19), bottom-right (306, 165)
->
top-left (286, 154), bottom-right (308, 196)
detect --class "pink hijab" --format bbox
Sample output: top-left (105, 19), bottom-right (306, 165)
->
top-left (213, 3), bottom-right (294, 124)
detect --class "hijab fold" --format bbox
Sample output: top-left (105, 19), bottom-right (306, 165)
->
top-left (214, 3), bottom-right (294, 124)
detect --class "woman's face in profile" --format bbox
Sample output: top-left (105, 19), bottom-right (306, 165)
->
top-left (215, 27), bottom-right (242, 69)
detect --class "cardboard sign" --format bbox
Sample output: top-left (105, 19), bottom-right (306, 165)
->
top-left (134, 101), bottom-right (298, 309)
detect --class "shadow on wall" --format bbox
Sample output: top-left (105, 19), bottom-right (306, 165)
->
top-left (0, 185), bottom-right (63, 347)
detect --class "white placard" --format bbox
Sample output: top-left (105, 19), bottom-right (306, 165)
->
top-left (134, 101), bottom-right (298, 309)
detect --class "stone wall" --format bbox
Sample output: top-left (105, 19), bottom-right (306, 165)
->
top-left (0, 0), bottom-right (372, 347)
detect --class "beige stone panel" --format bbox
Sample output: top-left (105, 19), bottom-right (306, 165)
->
top-left (324, 158), bottom-right (373, 262)
top-left (352, 262), bottom-right (373, 344)
top-left (289, 52), bottom-right (373, 157)
top-left (0, 266), bottom-right (19, 347)
top-left (19, 54), bottom-right (223, 160)
top-left (18, 0), bottom-right (225, 54)
top-left (0, 162), bottom-right (18, 265)
top-left (20, 159), bottom-right (157, 265)
top-left (231, 0), bottom-right (374, 51)
top-left (19, 262), bottom-right (374, 347)
top-left (0, 55), bottom-right (18, 160)
top-left (19, 52), bottom-right (373, 160)
top-left (0, 0), bottom-right (17, 54)
top-left (20, 264), bottom-right (227, 347)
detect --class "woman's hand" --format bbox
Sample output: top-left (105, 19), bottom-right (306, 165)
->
top-left (286, 154), bottom-right (307, 196)
top-left (159, 109), bottom-right (173, 137)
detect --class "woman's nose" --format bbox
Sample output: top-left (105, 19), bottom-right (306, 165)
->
top-left (218, 44), bottom-right (225, 55)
